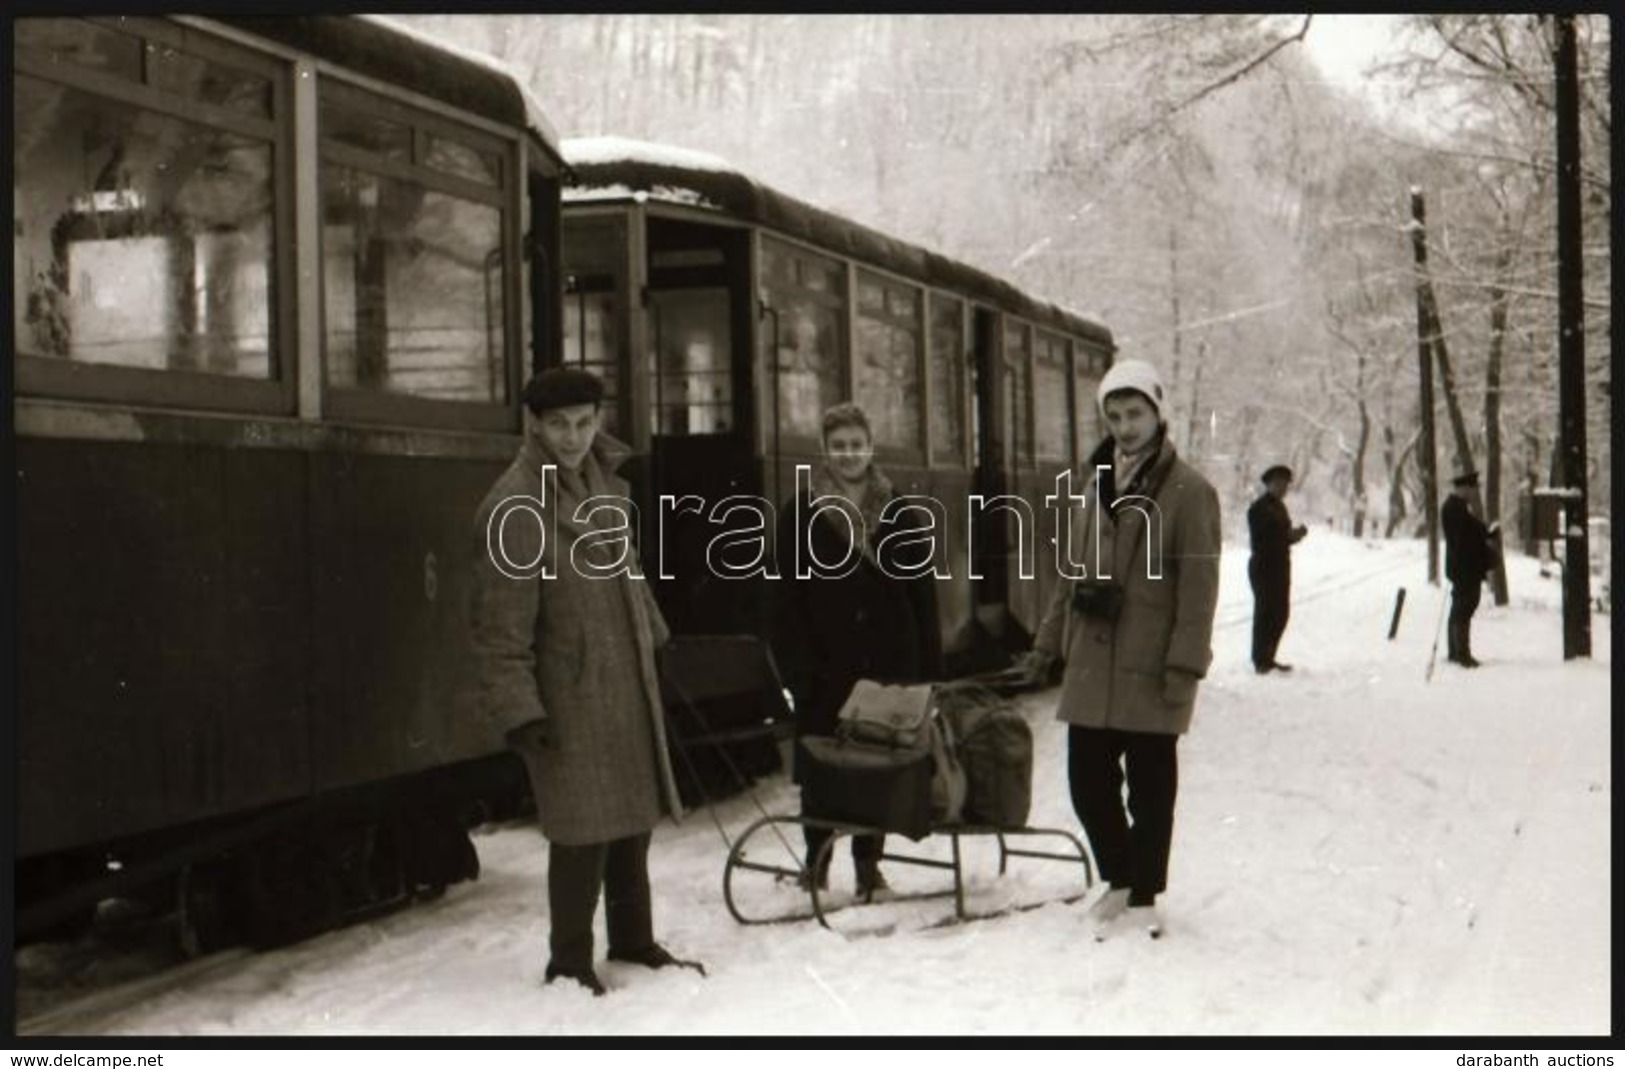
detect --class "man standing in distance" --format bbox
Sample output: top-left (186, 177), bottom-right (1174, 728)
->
top-left (1441, 470), bottom-right (1498, 668)
top-left (1247, 464), bottom-right (1308, 674)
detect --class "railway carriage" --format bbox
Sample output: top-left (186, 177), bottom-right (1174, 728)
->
top-left (13, 14), bottom-right (566, 948)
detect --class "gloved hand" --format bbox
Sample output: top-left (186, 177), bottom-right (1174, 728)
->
top-left (1163, 670), bottom-right (1199, 707)
top-left (506, 717), bottom-right (554, 751)
top-left (1015, 649), bottom-right (1055, 684)
top-left (1292, 524), bottom-right (1309, 540)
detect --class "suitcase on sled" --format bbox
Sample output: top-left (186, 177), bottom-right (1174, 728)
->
top-left (797, 735), bottom-right (933, 840)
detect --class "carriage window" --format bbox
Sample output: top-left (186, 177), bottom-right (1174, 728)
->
top-left (13, 48), bottom-right (276, 377)
top-left (319, 86), bottom-right (511, 403)
top-left (1004, 321), bottom-right (1033, 470)
top-left (426, 135), bottom-right (502, 188)
top-left (651, 289), bottom-right (732, 435)
top-left (928, 294), bottom-right (966, 464)
top-left (562, 277), bottom-right (620, 435)
top-left (561, 216), bottom-right (627, 436)
top-left (320, 101), bottom-right (410, 160)
top-left (1033, 330), bottom-right (1070, 462)
top-left (1074, 343), bottom-right (1106, 451)
top-left (854, 270), bottom-right (922, 452)
top-left (760, 237), bottom-right (844, 441)
top-left (322, 169), bottom-right (504, 401)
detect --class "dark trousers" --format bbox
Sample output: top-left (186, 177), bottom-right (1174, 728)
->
top-left (1067, 726), bottom-right (1179, 905)
top-left (802, 824), bottom-right (883, 876)
top-left (1448, 581), bottom-right (1483, 661)
top-left (547, 832), bottom-right (654, 972)
top-left (1249, 559), bottom-right (1290, 669)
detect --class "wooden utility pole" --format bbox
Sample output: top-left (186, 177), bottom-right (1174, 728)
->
top-left (1409, 188), bottom-right (1440, 584)
top-left (1411, 201), bottom-right (1508, 603)
top-left (1553, 14), bottom-right (1592, 658)
top-left (1483, 230), bottom-right (1513, 607)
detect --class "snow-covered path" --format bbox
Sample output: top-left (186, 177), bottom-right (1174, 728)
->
top-left (15, 534), bottom-right (1611, 1036)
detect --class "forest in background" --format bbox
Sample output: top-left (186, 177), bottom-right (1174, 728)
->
top-left (398, 13), bottom-right (1612, 544)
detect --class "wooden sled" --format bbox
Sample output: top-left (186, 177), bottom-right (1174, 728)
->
top-left (722, 813), bottom-right (1095, 932)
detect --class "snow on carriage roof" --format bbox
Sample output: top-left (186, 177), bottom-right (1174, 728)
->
top-left (358, 14), bottom-right (561, 156)
top-left (560, 136), bottom-right (1112, 344)
top-left (561, 137), bottom-right (737, 210)
top-left (563, 136), bottom-right (737, 174)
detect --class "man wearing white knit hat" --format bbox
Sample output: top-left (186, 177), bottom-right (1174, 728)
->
top-left (1020, 357), bottom-right (1221, 941)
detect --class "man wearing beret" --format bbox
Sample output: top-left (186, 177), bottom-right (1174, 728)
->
top-left (1247, 464), bottom-right (1308, 674)
top-left (469, 367), bottom-right (703, 995)
top-left (1441, 470), bottom-right (1498, 668)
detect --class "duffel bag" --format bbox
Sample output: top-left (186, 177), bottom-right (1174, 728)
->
top-left (941, 694), bottom-right (1034, 828)
top-left (798, 734), bottom-right (933, 840)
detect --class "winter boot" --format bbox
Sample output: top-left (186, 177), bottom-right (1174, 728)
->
top-left (797, 854), bottom-right (830, 893)
top-left (1123, 904), bottom-right (1163, 939)
top-left (1459, 625), bottom-right (1481, 667)
top-left (1085, 886), bottom-right (1130, 941)
top-left (545, 963), bottom-right (607, 997)
top-left (854, 858), bottom-right (891, 901)
top-left (1095, 901), bottom-right (1164, 941)
top-left (607, 942), bottom-right (708, 977)
top-left (1446, 620), bottom-right (1464, 664)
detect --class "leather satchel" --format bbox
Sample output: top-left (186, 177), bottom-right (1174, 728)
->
top-left (831, 680), bottom-right (967, 826)
top-left (836, 680), bottom-right (934, 750)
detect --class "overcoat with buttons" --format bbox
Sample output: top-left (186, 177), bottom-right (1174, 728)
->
top-left (771, 481), bottom-right (943, 780)
top-left (1441, 494), bottom-right (1494, 587)
top-left (1032, 435), bottom-right (1222, 736)
top-left (469, 431), bottom-right (682, 846)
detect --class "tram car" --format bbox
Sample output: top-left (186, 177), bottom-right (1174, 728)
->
top-left (13, 14), bottom-right (566, 949)
top-left (557, 137), bottom-right (1114, 666)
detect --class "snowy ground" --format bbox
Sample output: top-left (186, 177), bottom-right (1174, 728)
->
top-left (13, 532), bottom-right (1612, 1037)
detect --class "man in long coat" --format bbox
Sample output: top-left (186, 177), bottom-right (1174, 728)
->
top-left (1247, 464), bottom-right (1308, 673)
top-left (470, 368), bottom-right (701, 996)
top-left (1441, 470), bottom-right (1497, 667)
top-left (1021, 358), bottom-right (1221, 942)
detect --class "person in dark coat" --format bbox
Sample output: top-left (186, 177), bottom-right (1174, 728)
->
top-left (1441, 470), bottom-right (1498, 667)
top-left (1018, 358), bottom-right (1221, 942)
top-left (1247, 464), bottom-right (1309, 673)
top-left (772, 402), bottom-right (942, 898)
top-left (470, 368), bottom-right (703, 996)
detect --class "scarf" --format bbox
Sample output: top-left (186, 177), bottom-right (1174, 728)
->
top-left (809, 462), bottom-right (894, 567)
top-left (1109, 425), bottom-right (1167, 505)
top-left (530, 435), bottom-right (624, 571)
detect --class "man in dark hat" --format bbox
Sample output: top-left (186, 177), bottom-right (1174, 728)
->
top-left (1441, 470), bottom-right (1498, 668)
top-left (469, 366), bottom-right (704, 995)
top-left (1248, 464), bottom-right (1308, 674)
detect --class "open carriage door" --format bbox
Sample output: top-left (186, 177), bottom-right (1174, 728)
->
top-left (641, 216), bottom-right (762, 636)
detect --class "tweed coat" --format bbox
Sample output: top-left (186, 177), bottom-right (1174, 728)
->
top-left (1032, 434), bottom-right (1221, 736)
top-left (469, 430), bottom-right (682, 845)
